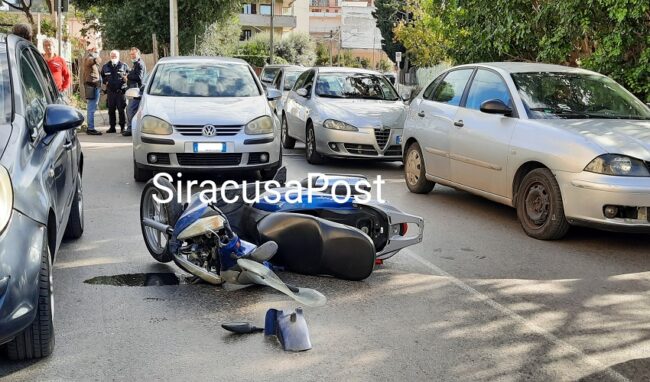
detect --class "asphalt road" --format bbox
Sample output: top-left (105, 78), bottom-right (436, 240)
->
top-left (1, 130), bottom-right (650, 381)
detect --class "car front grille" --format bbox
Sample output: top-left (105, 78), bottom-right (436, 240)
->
top-left (176, 153), bottom-right (242, 166)
top-left (344, 144), bottom-right (378, 156)
top-left (384, 145), bottom-right (402, 156)
top-left (374, 128), bottom-right (391, 149)
top-left (174, 125), bottom-right (243, 137)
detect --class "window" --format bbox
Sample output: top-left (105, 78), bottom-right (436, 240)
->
top-left (293, 70), bottom-right (310, 91)
top-left (465, 69), bottom-right (511, 111)
top-left (148, 63), bottom-right (260, 97)
top-left (431, 69), bottom-right (473, 106)
top-left (273, 70), bottom-right (282, 89)
top-left (284, 71), bottom-right (301, 90)
top-left (303, 70), bottom-right (316, 92)
top-left (20, 51), bottom-right (47, 129)
top-left (240, 29), bottom-right (252, 41)
top-left (260, 4), bottom-right (272, 15)
top-left (261, 67), bottom-right (281, 83)
top-left (242, 4), bottom-right (255, 14)
top-left (0, 45), bottom-right (11, 124)
top-left (423, 73), bottom-right (445, 100)
top-left (28, 48), bottom-right (59, 103)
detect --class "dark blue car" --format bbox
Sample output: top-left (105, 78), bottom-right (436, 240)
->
top-left (0, 34), bottom-right (85, 360)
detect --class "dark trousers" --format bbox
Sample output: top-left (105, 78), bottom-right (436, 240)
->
top-left (106, 90), bottom-right (126, 130)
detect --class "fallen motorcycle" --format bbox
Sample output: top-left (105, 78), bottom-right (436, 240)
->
top-left (139, 170), bottom-right (423, 290)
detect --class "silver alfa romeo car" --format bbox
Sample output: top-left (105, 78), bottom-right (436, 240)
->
top-left (130, 57), bottom-right (282, 181)
top-left (282, 67), bottom-right (407, 164)
top-left (403, 62), bottom-right (650, 240)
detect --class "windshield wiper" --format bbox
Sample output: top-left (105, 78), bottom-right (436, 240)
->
top-left (529, 107), bottom-right (592, 118)
top-left (317, 94), bottom-right (347, 98)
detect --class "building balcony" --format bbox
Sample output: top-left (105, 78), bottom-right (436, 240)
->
top-left (239, 13), bottom-right (297, 29)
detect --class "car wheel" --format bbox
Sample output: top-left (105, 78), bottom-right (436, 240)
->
top-left (306, 124), bottom-right (325, 165)
top-left (516, 168), bottom-right (570, 240)
top-left (64, 172), bottom-right (84, 239)
top-left (404, 142), bottom-right (435, 194)
top-left (281, 115), bottom-right (295, 149)
top-left (134, 160), bottom-right (153, 183)
top-left (6, 244), bottom-right (55, 360)
top-left (140, 180), bottom-right (176, 263)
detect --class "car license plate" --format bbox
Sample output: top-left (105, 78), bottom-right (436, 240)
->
top-left (395, 135), bottom-right (402, 144)
top-left (194, 142), bottom-right (226, 153)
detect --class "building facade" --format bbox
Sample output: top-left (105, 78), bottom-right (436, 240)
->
top-left (239, 0), bottom-right (310, 41)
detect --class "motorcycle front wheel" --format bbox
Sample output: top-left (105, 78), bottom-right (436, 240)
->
top-left (140, 179), bottom-right (178, 263)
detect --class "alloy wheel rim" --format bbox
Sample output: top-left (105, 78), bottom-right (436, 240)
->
top-left (406, 149), bottom-right (421, 185)
top-left (143, 188), bottom-right (168, 253)
top-left (524, 183), bottom-right (550, 226)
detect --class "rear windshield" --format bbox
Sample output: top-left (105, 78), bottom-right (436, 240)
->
top-left (0, 45), bottom-right (11, 124)
top-left (148, 63), bottom-right (260, 97)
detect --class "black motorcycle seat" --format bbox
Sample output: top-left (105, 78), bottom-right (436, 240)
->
top-left (256, 212), bottom-right (376, 281)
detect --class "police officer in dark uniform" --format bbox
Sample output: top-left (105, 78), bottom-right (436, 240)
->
top-left (101, 50), bottom-right (129, 133)
top-left (124, 47), bottom-right (146, 137)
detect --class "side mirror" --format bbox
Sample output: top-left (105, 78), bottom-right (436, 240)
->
top-left (125, 87), bottom-right (141, 100)
top-left (296, 88), bottom-right (309, 98)
top-left (401, 91), bottom-right (411, 102)
top-left (480, 99), bottom-right (513, 116)
top-left (266, 88), bottom-right (282, 101)
top-left (44, 104), bottom-right (84, 135)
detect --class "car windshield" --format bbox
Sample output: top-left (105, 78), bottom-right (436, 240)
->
top-left (512, 72), bottom-right (650, 120)
top-left (315, 72), bottom-right (399, 101)
top-left (0, 45), bottom-right (10, 124)
top-left (284, 71), bottom-right (301, 91)
top-left (148, 63), bottom-right (260, 97)
top-left (261, 67), bottom-right (281, 83)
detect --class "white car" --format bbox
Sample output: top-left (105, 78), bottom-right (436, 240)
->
top-left (403, 62), bottom-right (650, 239)
top-left (130, 57), bottom-right (282, 182)
top-left (282, 67), bottom-right (407, 164)
top-left (269, 65), bottom-right (307, 115)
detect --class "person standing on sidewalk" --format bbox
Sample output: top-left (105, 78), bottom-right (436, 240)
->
top-left (83, 44), bottom-right (103, 135)
top-left (43, 38), bottom-right (71, 92)
top-left (124, 47), bottom-right (146, 137)
top-left (101, 50), bottom-right (129, 134)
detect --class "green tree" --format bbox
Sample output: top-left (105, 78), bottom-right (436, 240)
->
top-left (73, 0), bottom-right (239, 54)
top-left (372, 0), bottom-right (405, 63)
top-left (198, 16), bottom-right (241, 57)
top-left (377, 58), bottom-right (393, 72)
top-left (315, 42), bottom-right (330, 66)
top-left (274, 32), bottom-right (316, 66)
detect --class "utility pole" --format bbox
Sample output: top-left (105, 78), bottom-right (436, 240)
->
top-left (269, 1), bottom-right (274, 64)
top-left (169, 0), bottom-right (179, 56)
top-left (56, 0), bottom-right (62, 57)
top-left (329, 30), bottom-right (333, 66)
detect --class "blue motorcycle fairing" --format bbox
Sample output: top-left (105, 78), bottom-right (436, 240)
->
top-left (254, 191), bottom-right (357, 212)
top-left (174, 195), bottom-right (211, 238)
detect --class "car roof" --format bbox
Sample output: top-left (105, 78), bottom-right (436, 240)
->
top-left (263, 64), bottom-right (298, 69)
top-left (316, 66), bottom-right (382, 75)
top-left (157, 56), bottom-right (250, 65)
top-left (456, 62), bottom-right (600, 75)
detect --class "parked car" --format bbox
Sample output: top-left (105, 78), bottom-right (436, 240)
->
top-left (269, 65), bottom-right (307, 115)
top-left (0, 34), bottom-right (85, 360)
top-left (259, 64), bottom-right (297, 88)
top-left (403, 62), bottom-right (650, 240)
top-left (130, 56), bottom-right (283, 182)
top-left (283, 67), bottom-right (407, 164)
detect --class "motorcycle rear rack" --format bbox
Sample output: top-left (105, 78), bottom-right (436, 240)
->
top-left (364, 202), bottom-right (424, 260)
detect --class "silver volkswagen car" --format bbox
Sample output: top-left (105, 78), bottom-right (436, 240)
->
top-left (283, 67), bottom-right (406, 164)
top-left (130, 57), bottom-right (282, 181)
top-left (403, 62), bottom-right (650, 240)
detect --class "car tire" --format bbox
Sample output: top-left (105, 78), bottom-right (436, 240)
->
top-left (134, 161), bottom-right (153, 183)
top-left (404, 142), bottom-right (435, 194)
top-left (6, 244), bottom-right (55, 360)
top-left (140, 180), bottom-right (176, 263)
top-left (281, 115), bottom-right (295, 149)
top-left (64, 172), bottom-right (84, 239)
top-left (516, 168), bottom-right (570, 240)
top-left (305, 124), bottom-right (325, 165)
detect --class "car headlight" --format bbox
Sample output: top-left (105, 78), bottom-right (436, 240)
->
top-left (323, 119), bottom-right (358, 132)
top-left (0, 165), bottom-right (13, 234)
top-left (142, 116), bottom-right (173, 135)
top-left (584, 154), bottom-right (650, 176)
top-left (245, 116), bottom-right (274, 135)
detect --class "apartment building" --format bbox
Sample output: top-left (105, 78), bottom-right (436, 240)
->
top-left (239, 0), bottom-right (310, 41)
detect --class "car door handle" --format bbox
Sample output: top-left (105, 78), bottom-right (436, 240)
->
top-left (63, 140), bottom-right (73, 150)
top-left (417, 111), bottom-right (426, 117)
top-left (454, 120), bottom-right (464, 128)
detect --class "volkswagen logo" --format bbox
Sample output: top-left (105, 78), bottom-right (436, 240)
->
top-left (202, 124), bottom-right (217, 137)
